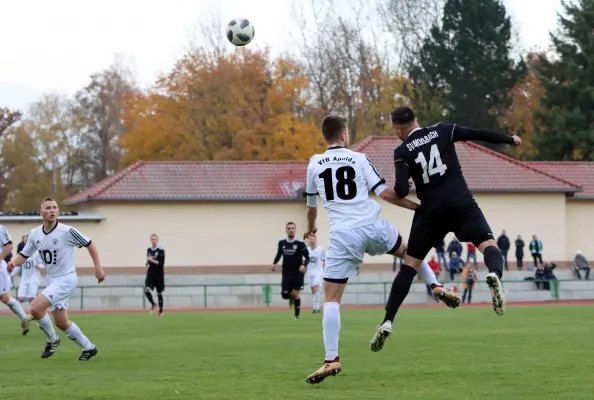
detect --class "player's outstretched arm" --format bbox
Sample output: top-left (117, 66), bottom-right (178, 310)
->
top-left (451, 125), bottom-right (522, 146)
top-left (87, 242), bottom-right (106, 283)
top-left (378, 189), bottom-right (420, 211)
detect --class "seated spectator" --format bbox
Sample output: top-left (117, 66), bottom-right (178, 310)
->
top-left (539, 262), bottom-right (558, 290)
top-left (449, 252), bottom-right (465, 281)
top-left (573, 251), bottom-right (591, 280)
top-left (534, 266), bottom-right (545, 290)
top-left (462, 265), bottom-right (477, 303)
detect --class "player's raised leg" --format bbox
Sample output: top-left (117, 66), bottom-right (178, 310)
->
top-left (305, 278), bottom-right (344, 384)
top-left (52, 308), bottom-right (98, 361)
top-left (392, 240), bottom-right (460, 309)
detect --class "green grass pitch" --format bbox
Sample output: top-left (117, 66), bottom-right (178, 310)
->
top-left (1, 305), bottom-right (593, 400)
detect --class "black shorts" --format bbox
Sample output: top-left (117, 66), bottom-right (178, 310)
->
top-left (407, 203), bottom-right (493, 260)
top-left (281, 273), bottom-right (304, 293)
top-left (145, 275), bottom-right (165, 293)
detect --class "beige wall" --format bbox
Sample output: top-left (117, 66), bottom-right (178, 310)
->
top-left (2, 192), bottom-right (569, 268)
top-left (565, 200), bottom-right (594, 261)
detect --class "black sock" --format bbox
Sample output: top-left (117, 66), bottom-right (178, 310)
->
top-left (157, 294), bottom-right (164, 312)
top-left (294, 298), bottom-right (301, 317)
top-left (144, 291), bottom-right (155, 305)
top-left (483, 246), bottom-right (504, 279)
top-left (383, 265), bottom-right (417, 323)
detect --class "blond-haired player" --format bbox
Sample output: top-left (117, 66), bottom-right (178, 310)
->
top-left (7, 198), bottom-right (106, 360)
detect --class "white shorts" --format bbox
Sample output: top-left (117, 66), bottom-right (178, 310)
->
top-left (18, 280), bottom-right (40, 299)
top-left (307, 273), bottom-right (323, 289)
top-left (324, 218), bottom-right (399, 280)
top-left (42, 273), bottom-right (77, 311)
top-left (0, 261), bottom-right (12, 295)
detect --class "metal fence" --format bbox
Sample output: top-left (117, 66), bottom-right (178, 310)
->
top-left (9, 278), bottom-right (588, 310)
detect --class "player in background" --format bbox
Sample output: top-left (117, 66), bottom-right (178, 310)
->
top-left (7, 198), bottom-right (106, 360)
top-left (144, 234), bottom-right (166, 317)
top-left (0, 225), bottom-right (32, 335)
top-left (305, 233), bottom-right (325, 313)
top-left (10, 234), bottom-right (45, 306)
top-left (271, 222), bottom-right (310, 320)
top-left (304, 115), bottom-right (458, 384)
top-left (370, 106), bottom-right (521, 352)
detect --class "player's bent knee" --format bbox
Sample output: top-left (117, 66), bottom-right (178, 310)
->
top-left (478, 239), bottom-right (497, 253)
top-left (0, 293), bottom-right (9, 304)
top-left (281, 291), bottom-right (292, 300)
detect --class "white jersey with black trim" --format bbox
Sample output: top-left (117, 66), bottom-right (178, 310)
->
top-left (20, 222), bottom-right (91, 278)
top-left (17, 252), bottom-right (44, 283)
top-left (306, 146), bottom-right (388, 231)
top-left (306, 246), bottom-right (325, 275)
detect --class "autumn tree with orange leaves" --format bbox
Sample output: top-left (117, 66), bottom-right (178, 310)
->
top-left (121, 49), bottom-right (324, 165)
top-left (499, 52), bottom-right (546, 159)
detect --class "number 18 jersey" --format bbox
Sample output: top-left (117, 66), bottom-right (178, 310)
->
top-left (306, 146), bottom-right (388, 231)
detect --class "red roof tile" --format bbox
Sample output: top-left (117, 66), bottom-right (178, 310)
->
top-left (526, 162), bottom-right (594, 199)
top-left (64, 137), bottom-right (580, 205)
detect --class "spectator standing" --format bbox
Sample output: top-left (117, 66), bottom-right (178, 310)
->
top-left (573, 251), bottom-right (590, 280)
top-left (497, 230), bottom-right (510, 271)
top-left (529, 235), bottom-right (543, 267)
top-left (466, 242), bottom-right (477, 268)
top-left (515, 235), bottom-right (525, 270)
top-left (447, 237), bottom-right (462, 261)
top-left (435, 240), bottom-right (447, 270)
top-left (462, 265), bottom-right (477, 303)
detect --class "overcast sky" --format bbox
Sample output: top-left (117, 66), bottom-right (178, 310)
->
top-left (0, 0), bottom-right (562, 112)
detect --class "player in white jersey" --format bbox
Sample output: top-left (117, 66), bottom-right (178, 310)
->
top-left (7, 198), bottom-right (106, 361)
top-left (10, 235), bottom-right (45, 304)
top-left (306, 233), bottom-right (325, 313)
top-left (0, 225), bottom-right (33, 335)
top-left (304, 115), bottom-right (459, 384)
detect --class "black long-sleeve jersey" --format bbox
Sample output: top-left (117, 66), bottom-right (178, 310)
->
top-left (147, 246), bottom-right (165, 277)
top-left (393, 123), bottom-right (514, 209)
top-left (273, 239), bottom-right (309, 274)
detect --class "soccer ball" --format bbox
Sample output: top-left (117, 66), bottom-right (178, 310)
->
top-left (226, 18), bottom-right (255, 46)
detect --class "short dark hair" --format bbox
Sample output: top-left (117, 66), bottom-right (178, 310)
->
top-left (286, 222), bottom-right (296, 228)
top-left (321, 115), bottom-right (347, 142)
top-left (391, 106), bottom-right (416, 125)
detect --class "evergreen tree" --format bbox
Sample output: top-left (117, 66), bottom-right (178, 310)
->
top-left (413, 0), bottom-right (525, 139)
top-left (533, 0), bottom-right (594, 161)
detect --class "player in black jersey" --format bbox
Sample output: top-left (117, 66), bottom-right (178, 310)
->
top-left (145, 234), bottom-right (166, 317)
top-left (371, 106), bottom-right (521, 352)
top-left (271, 222), bottom-right (310, 319)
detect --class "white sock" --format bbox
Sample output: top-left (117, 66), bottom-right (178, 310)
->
top-left (64, 322), bottom-right (94, 351)
top-left (419, 260), bottom-right (441, 287)
top-left (313, 292), bottom-right (320, 310)
top-left (37, 314), bottom-right (58, 342)
top-left (322, 302), bottom-right (340, 361)
top-left (6, 298), bottom-right (27, 321)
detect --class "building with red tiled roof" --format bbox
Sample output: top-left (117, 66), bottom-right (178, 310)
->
top-left (0, 136), bottom-right (580, 272)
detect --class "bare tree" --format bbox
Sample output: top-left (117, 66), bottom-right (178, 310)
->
top-left (72, 58), bottom-right (137, 185)
top-left (377, 0), bottom-right (445, 73)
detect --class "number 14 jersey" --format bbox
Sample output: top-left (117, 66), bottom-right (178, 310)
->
top-left (306, 146), bottom-right (388, 231)
top-left (20, 222), bottom-right (91, 278)
top-left (394, 123), bottom-right (473, 208)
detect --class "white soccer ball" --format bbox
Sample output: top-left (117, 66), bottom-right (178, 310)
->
top-left (226, 18), bottom-right (255, 47)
